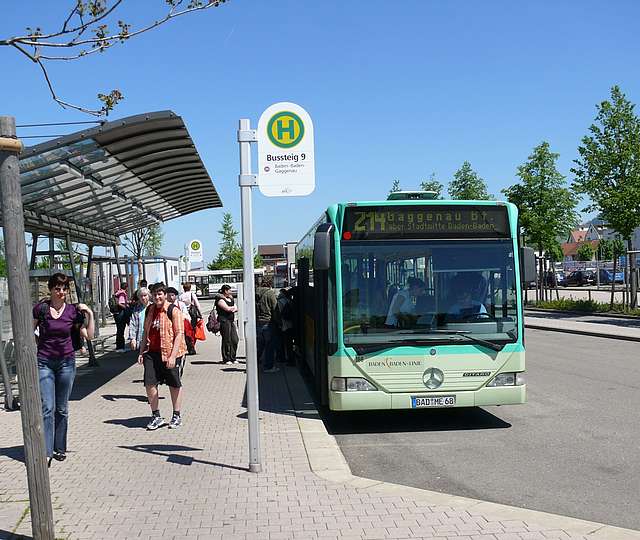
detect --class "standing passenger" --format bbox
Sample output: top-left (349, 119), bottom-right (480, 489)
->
top-left (179, 283), bottom-right (201, 355)
top-left (255, 278), bottom-right (279, 373)
top-left (138, 283), bottom-right (187, 430)
top-left (216, 284), bottom-right (239, 364)
top-left (128, 287), bottom-right (150, 351)
top-left (114, 282), bottom-right (129, 352)
top-left (33, 273), bottom-right (95, 463)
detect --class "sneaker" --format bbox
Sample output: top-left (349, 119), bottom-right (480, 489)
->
top-left (232, 359), bottom-right (239, 364)
top-left (52, 451), bottom-right (66, 462)
top-left (146, 416), bottom-right (167, 430)
top-left (168, 415), bottom-right (182, 429)
top-left (116, 348), bottom-right (126, 353)
top-left (263, 366), bottom-right (280, 373)
top-left (224, 360), bottom-right (233, 365)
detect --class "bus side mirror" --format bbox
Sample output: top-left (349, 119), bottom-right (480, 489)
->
top-left (521, 247), bottom-right (536, 284)
top-left (314, 224), bottom-right (334, 271)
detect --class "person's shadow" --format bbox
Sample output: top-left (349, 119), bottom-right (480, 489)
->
top-left (0, 445), bottom-right (25, 463)
top-left (104, 416), bottom-right (150, 429)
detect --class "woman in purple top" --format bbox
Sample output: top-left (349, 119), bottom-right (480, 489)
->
top-left (32, 273), bottom-right (94, 463)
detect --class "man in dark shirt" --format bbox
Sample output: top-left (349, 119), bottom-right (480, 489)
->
top-left (255, 278), bottom-right (279, 373)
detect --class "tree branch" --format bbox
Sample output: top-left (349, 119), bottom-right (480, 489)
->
top-left (1, 0), bottom-right (228, 116)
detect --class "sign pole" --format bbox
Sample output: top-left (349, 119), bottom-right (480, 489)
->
top-left (238, 118), bottom-right (261, 473)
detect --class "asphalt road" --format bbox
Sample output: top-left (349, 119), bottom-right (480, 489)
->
top-left (325, 329), bottom-right (640, 531)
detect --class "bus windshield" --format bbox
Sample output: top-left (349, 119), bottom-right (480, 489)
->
top-left (340, 239), bottom-right (518, 347)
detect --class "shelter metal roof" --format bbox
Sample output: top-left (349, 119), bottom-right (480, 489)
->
top-left (12, 111), bottom-right (222, 246)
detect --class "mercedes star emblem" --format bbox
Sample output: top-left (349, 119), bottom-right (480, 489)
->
top-left (423, 367), bottom-right (444, 390)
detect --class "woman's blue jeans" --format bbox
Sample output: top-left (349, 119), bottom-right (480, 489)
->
top-left (37, 356), bottom-right (76, 457)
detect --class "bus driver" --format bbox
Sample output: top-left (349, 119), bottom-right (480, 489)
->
top-left (447, 272), bottom-right (488, 320)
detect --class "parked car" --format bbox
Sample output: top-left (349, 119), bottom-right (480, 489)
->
top-left (598, 269), bottom-right (624, 284)
top-left (564, 270), bottom-right (596, 286)
top-left (543, 270), bottom-right (564, 287)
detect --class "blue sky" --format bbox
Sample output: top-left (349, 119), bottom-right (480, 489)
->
top-left (2, 0), bottom-right (640, 263)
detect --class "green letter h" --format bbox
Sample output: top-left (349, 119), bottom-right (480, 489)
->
top-left (277, 119), bottom-right (296, 140)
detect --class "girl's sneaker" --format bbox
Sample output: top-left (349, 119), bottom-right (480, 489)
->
top-left (146, 416), bottom-right (167, 430)
top-left (168, 415), bottom-right (182, 429)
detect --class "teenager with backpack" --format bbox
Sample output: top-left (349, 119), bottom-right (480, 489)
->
top-left (32, 273), bottom-right (95, 464)
top-left (138, 283), bottom-right (187, 430)
top-left (216, 284), bottom-right (238, 364)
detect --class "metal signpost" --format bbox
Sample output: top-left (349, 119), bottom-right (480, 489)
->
top-left (188, 239), bottom-right (203, 265)
top-left (238, 102), bottom-right (315, 473)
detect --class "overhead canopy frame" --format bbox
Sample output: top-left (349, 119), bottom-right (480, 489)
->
top-left (10, 111), bottom-right (222, 246)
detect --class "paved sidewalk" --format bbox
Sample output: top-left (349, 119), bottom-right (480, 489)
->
top-left (525, 311), bottom-right (640, 342)
top-left (2, 330), bottom-right (639, 539)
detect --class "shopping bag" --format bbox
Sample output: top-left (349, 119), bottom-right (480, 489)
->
top-left (195, 318), bottom-right (206, 341)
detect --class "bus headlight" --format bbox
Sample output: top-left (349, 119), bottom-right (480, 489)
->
top-left (331, 377), bottom-right (377, 392)
top-left (487, 372), bottom-right (524, 387)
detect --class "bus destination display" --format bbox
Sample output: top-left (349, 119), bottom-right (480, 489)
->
top-left (342, 205), bottom-right (510, 240)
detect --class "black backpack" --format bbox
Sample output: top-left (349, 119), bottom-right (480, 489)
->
top-left (36, 301), bottom-right (85, 351)
top-left (207, 309), bottom-right (221, 334)
top-left (145, 303), bottom-right (176, 321)
top-left (108, 294), bottom-right (120, 314)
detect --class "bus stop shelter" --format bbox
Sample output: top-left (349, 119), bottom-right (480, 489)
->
top-left (0, 110), bottom-right (222, 407)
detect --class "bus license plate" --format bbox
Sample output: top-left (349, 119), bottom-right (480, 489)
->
top-left (412, 395), bottom-right (456, 408)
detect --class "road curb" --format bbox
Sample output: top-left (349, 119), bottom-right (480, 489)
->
top-left (525, 322), bottom-right (640, 342)
top-left (282, 365), bottom-right (640, 539)
top-left (525, 307), bottom-right (640, 320)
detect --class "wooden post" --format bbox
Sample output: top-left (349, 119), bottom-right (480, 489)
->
top-left (29, 233), bottom-right (38, 270)
top-left (0, 116), bottom-right (55, 538)
top-left (66, 236), bottom-right (98, 366)
top-left (0, 334), bottom-right (16, 410)
top-left (99, 260), bottom-right (107, 327)
top-left (48, 234), bottom-right (55, 272)
top-left (66, 234), bottom-right (81, 303)
top-left (113, 244), bottom-right (123, 285)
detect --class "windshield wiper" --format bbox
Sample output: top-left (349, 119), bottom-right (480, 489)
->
top-left (346, 331), bottom-right (509, 355)
top-left (349, 338), bottom-right (448, 355)
top-left (422, 330), bottom-right (505, 352)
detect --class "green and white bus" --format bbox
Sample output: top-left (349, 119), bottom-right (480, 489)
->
top-left (295, 193), bottom-right (536, 411)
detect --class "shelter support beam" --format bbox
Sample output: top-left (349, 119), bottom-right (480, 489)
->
top-left (113, 244), bottom-right (123, 285)
top-left (0, 116), bottom-right (55, 539)
top-left (29, 234), bottom-right (38, 271)
top-left (48, 234), bottom-right (55, 272)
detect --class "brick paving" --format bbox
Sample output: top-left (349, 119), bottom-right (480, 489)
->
top-left (1, 322), bottom-right (637, 539)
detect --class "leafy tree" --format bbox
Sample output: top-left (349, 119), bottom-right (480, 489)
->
top-left (576, 242), bottom-right (595, 261)
top-left (547, 241), bottom-right (564, 263)
top-left (609, 237), bottom-right (626, 308)
top-left (55, 239), bottom-right (84, 270)
top-left (122, 225), bottom-right (164, 277)
top-left (502, 142), bottom-right (579, 291)
top-left (419, 173), bottom-right (445, 199)
top-left (448, 161), bottom-right (493, 200)
top-left (389, 179), bottom-right (401, 194)
top-left (546, 241), bottom-right (564, 299)
top-left (597, 238), bottom-right (613, 261)
top-left (0, 1), bottom-right (228, 115)
top-left (572, 85), bottom-right (640, 307)
top-left (208, 212), bottom-right (261, 270)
